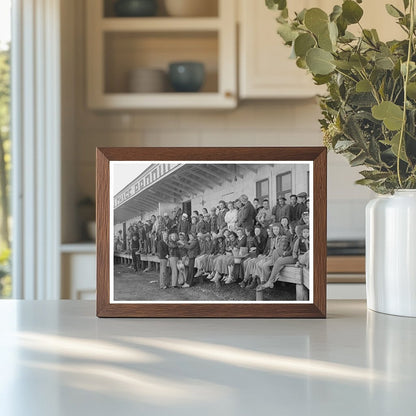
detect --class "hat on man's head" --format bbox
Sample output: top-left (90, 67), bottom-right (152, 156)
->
top-left (297, 192), bottom-right (307, 198)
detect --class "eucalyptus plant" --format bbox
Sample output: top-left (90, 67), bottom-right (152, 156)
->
top-left (266, 0), bottom-right (416, 193)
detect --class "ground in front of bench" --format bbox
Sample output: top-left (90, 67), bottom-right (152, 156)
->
top-left (113, 264), bottom-right (297, 302)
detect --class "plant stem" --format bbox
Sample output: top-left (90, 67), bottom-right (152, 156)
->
top-left (397, 0), bottom-right (415, 188)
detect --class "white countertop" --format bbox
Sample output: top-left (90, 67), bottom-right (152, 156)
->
top-left (0, 300), bottom-right (415, 415)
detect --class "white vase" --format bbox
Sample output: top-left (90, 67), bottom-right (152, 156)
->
top-left (366, 190), bottom-right (416, 317)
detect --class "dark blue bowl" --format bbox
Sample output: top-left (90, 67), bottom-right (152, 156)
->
top-left (114, 0), bottom-right (157, 17)
top-left (168, 62), bottom-right (205, 93)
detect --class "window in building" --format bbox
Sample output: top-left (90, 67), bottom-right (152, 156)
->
top-left (256, 178), bottom-right (269, 203)
top-left (276, 171), bottom-right (292, 201)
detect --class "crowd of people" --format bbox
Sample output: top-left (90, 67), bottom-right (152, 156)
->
top-left (115, 192), bottom-right (310, 293)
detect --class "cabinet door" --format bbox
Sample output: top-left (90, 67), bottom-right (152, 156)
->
top-left (239, 0), bottom-right (404, 99)
top-left (239, 0), bottom-right (325, 99)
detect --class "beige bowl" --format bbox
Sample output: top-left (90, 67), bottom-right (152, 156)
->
top-left (164, 0), bottom-right (218, 17)
top-left (128, 68), bottom-right (167, 93)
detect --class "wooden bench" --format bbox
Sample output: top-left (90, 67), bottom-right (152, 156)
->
top-left (114, 252), bottom-right (132, 264)
top-left (256, 264), bottom-right (309, 301)
top-left (139, 254), bottom-right (160, 272)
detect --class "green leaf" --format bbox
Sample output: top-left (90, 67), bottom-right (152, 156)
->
top-left (342, 0), bottom-right (364, 24)
top-left (294, 33), bottom-right (316, 58)
top-left (313, 74), bottom-right (332, 85)
top-left (359, 170), bottom-right (391, 181)
top-left (407, 82), bottom-right (416, 99)
top-left (356, 79), bottom-right (372, 92)
top-left (372, 101), bottom-right (404, 131)
top-left (296, 8), bottom-right (307, 23)
top-left (296, 57), bottom-right (308, 69)
top-left (304, 8), bottom-right (329, 35)
top-left (385, 4), bottom-right (404, 18)
top-left (333, 59), bottom-right (352, 70)
top-left (306, 48), bottom-right (335, 75)
top-left (350, 54), bottom-right (368, 70)
top-left (350, 151), bottom-right (368, 167)
top-left (277, 23), bottom-right (298, 43)
top-left (375, 55), bottom-right (395, 70)
top-left (318, 27), bottom-right (334, 52)
top-left (330, 5), bottom-right (342, 22)
top-left (266, 0), bottom-right (287, 11)
top-left (334, 140), bottom-right (355, 152)
top-left (382, 132), bottom-right (409, 162)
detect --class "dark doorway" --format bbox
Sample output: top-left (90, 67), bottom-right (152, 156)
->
top-left (182, 200), bottom-right (192, 218)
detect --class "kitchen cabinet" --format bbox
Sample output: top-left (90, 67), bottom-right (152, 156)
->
top-left (86, 0), bottom-right (237, 109)
top-left (238, 0), bottom-right (325, 99)
top-left (238, 0), bottom-right (404, 99)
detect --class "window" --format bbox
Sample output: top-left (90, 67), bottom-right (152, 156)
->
top-left (276, 171), bottom-right (292, 201)
top-left (0, 0), bottom-right (11, 298)
top-left (256, 178), bottom-right (269, 203)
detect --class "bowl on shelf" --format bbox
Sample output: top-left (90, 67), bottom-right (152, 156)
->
top-left (114, 0), bottom-right (158, 17)
top-left (164, 0), bottom-right (218, 17)
top-left (128, 68), bottom-right (167, 93)
top-left (168, 61), bottom-right (205, 92)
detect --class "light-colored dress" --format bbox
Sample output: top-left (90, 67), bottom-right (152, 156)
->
top-left (224, 209), bottom-right (238, 232)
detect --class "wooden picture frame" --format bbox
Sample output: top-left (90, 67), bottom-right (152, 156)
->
top-left (97, 147), bottom-right (327, 318)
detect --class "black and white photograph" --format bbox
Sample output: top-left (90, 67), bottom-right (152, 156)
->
top-left (110, 161), bottom-right (313, 303)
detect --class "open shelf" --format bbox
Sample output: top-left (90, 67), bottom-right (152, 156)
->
top-left (87, 0), bottom-right (236, 109)
top-left (101, 17), bottom-right (221, 32)
top-left (104, 31), bottom-right (218, 94)
top-left (103, 0), bottom-right (219, 18)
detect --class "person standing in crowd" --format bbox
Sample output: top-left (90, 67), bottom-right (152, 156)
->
top-left (237, 194), bottom-right (256, 230)
top-left (297, 192), bottom-right (308, 215)
top-left (203, 212), bottom-right (211, 233)
top-left (130, 233), bottom-right (140, 272)
top-left (168, 232), bottom-right (180, 288)
top-left (225, 200), bottom-right (238, 232)
top-left (297, 211), bottom-right (309, 227)
top-left (157, 231), bottom-right (169, 289)
top-left (190, 215), bottom-right (198, 236)
top-left (272, 196), bottom-right (290, 223)
top-left (216, 200), bottom-right (228, 233)
top-left (177, 213), bottom-right (190, 236)
top-left (150, 215), bottom-right (157, 254)
top-left (176, 232), bottom-right (188, 286)
top-left (183, 233), bottom-right (200, 287)
top-left (163, 212), bottom-right (173, 234)
top-left (289, 194), bottom-right (302, 223)
top-left (210, 207), bottom-right (218, 234)
top-left (253, 198), bottom-right (261, 215)
top-left (256, 198), bottom-right (273, 228)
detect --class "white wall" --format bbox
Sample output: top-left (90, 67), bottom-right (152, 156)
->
top-left (62, 0), bottom-right (375, 243)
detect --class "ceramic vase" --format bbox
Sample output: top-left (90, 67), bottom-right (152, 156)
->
top-left (366, 190), bottom-right (416, 317)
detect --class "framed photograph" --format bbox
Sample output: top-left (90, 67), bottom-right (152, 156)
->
top-left (96, 147), bottom-right (327, 318)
